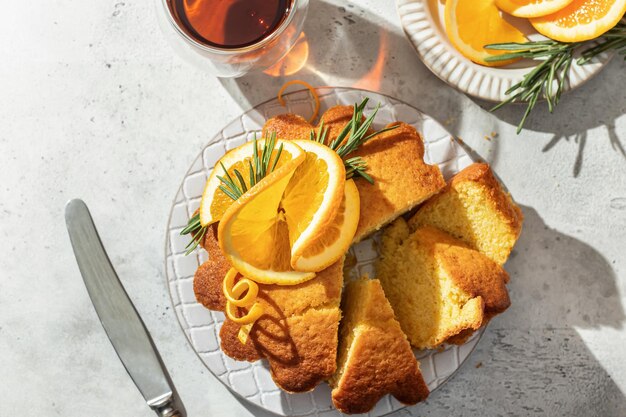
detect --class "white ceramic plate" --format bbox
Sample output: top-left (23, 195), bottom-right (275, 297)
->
top-left (396, 0), bottom-right (612, 102)
top-left (165, 87), bottom-right (484, 417)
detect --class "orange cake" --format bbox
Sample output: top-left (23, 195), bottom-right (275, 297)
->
top-left (330, 278), bottom-right (429, 414)
top-left (349, 121), bottom-right (445, 240)
top-left (376, 218), bottom-right (510, 349)
top-left (263, 105), bottom-right (445, 242)
top-left (194, 224), bottom-right (344, 392)
top-left (408, 162), bottom-right (523, 265)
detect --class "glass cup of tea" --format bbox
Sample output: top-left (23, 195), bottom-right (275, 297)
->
top-left (156, 0), bottom-right (309, 78)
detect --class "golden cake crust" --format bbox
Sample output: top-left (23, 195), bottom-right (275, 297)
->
top-left (261, 113), bottom-right (313, 140)
top-left (408, 162), bottom-right (523, 265)
top-left (351, 122), bottom-right (445, 240)
top-left (193, 233), bottom-right (344, 392)
top-left (331, 279), bottom-right (429, 414)
top-left (193, 224), bottom-right (227, 311)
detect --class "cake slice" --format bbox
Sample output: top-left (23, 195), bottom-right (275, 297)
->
top-left (193, 224), bottom-right (344, 392)
top-left (330, 278), bottom-right (429, 414)
top-left (263, 106), bottom-right (446, 242)
top-left (376, 219), bottom-right (510, 349)
top-left (350, 121), bottom-right (445, 241)
top-left (408, 162), bottom-right (523, 265)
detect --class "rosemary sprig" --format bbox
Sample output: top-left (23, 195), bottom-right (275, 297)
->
top-left (180, 133), bottom-right (282, 255)
top-left (484, 20), bottom-right (626, 133)
top-left (311, 98), bottom-right (397, 183)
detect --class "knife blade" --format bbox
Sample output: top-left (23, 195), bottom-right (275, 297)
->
top-left (65, 199), bottom-right (185, 417)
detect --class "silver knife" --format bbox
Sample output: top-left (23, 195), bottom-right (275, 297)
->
top-left (65, 199), bottom-right (185, 417)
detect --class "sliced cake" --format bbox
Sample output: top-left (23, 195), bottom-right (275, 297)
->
top-left (376, 218), bottom-right (510, 349)
top-left (408, 162), bottom-right (523, 265)
top-left (330, 278), bottom-right (429, 414)
top-left (263, 106), bottom-right (446, 242)
top-left (194, 226), bottom-right (344, 392)
top-left (349, 121), bottom-right (445, 241)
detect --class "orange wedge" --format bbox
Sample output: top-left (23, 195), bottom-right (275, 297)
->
top-left (495, 0), bottom-right (575, 18)
top-left (199, 139), bottom-right (304, 226)
top-left (445, 0), bottom-right (527, 67)
top-left (531, 0), bottom-right (626, 42)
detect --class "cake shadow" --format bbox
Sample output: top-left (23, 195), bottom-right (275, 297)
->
top-left (505, 205), bottom-right (624, 331)
top-left (412, 204), bottom-right (625, 416)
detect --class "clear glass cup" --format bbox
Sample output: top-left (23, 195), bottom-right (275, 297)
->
top-left (155, 0), bottom-right (309, 78)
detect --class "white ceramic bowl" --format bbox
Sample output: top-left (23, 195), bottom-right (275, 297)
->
top-left (396, 0), bottom-right (612, 102)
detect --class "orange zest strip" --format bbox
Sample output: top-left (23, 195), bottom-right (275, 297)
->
top-left (237, 322), bottom-right (255, 345)
top-left (277, 80), bottom-right (320, 123)
top-left (222, 268), bottom-right (264, 344)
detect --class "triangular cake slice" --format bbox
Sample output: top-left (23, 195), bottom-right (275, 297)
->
top-left (376, 219), bottom-right (510, 349)
top-left (408, 162), bottom-right (523, 265)
top-left (330, 278), bottom-right (429, 414)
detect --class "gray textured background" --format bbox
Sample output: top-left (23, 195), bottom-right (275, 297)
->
top-left (1, 1), bottom-right (624, 416)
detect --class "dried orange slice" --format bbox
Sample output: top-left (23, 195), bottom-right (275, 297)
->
top-left (531, 0), bottom-right (626, 42)
top-left (495, 0), bottom-right (575, 18)
top-left (445, 0), bottom-right (527, 67)
top-left (198, 139), bottom-right (304, 226)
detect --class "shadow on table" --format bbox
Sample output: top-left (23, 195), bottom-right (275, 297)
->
top-left (421, 204), bottom-right (626, 416)
top-left (472, 59), bottom-right (626, 177)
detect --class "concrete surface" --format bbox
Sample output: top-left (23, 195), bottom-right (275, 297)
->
top-left (1, 0), bottom-right (625, 416)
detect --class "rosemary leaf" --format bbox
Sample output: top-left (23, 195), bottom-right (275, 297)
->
top-left (485, 20), bottom-right (625, 133)
top-left (233, 169), bottom-right (248, 193)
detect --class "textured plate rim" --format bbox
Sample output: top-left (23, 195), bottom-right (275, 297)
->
top-left (163, 86), bottom-right (487, 417)
top-left (396, 0), bottom-right (613, 102)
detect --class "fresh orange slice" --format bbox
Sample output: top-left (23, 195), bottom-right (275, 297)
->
top-left (281, 140), bottom-right (346, 265)
top-left (445, 0), bottom-right (527, 67)
top-left (495, 0), bottom-right (575, 18)
top-left (531, 0), bottom-right (626, 42)
top-left (198, 139), bottom-right (304, 226)
top-left (218, 140), bottom-right (348, 284)
top-left (218, 145), bottom-right (312, 284)
top-left (291, 179), bottom-right (360, 272)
